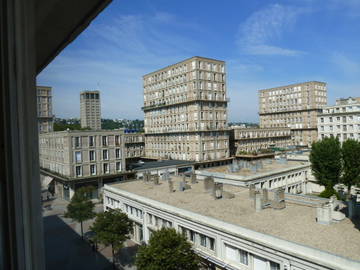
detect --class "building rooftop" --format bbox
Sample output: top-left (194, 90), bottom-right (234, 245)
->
top-left (143, 56), bottom-right (225, 77)
top-left (131, 160), bottom-right (194, 171)
top-left (259, 81), bottom-right (326, 92)
top-left (198, 160), bottom-right (309, 181)
top-left (108, 177), bottom-right (360, 261)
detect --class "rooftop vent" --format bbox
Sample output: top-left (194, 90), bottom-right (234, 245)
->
top-left (212, 183), bottom-right (223, 199)
top-left (272, 188), bottom-right (286, 210)
top-left (204, 176), bottom-right (215, 193)
top-left (191, 172), bottom-right (197, 184)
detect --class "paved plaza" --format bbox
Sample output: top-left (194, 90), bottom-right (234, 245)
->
top-left (43, 198), bottom-right (137, 270)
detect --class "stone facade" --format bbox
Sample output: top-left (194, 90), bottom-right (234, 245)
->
top-left (232, 127), bottom-right (292, 153)
top-left (39, 130), bottom-right (126, 178)
top-left (80, 90), bottom-right (101, 130)
top-left (318, 97), bottom-right (360, 143)
top-left (259, 81), bottom-right (327, 147)
top-left (124, 132), bottom-right (145, 158)
top-left (37, 85), bottom-right (53, 133)
top-left (143, 56), bottom-right (229, 161)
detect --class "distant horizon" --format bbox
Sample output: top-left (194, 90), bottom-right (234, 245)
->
top-left (37, 0), bottom-right (360, 122)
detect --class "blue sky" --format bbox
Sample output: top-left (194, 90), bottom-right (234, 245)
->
top-left (37, 0), bottom-right (360, 122)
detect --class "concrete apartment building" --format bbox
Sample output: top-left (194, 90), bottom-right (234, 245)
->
top-left (124, 132), bottom-right (145, 159)
top-left (80, 90), bottom-right (101, 130)
top-left (143, 56), bottom-right (229, 161)
top-left (39, 129), bottom-right (128, 200)
top-left (259, 81), bottom-right (327, 147)
top-left (232, 127), bottom-right (292, 154)
top-left (318, 97), bottom-right (360, 142)
top-left (37, 85), bottom-right (53, 133)
top-left (104, 177), bottom-right (360, 270)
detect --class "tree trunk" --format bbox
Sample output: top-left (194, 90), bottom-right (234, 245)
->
top-left (80, 221), bottom-right (83, 239)
top-left (347, 185), bottom-right (352, 200)
top-left (112, 244), bottom-right (115, 269)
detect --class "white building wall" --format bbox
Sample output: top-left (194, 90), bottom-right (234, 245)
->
top-left (103, 185), bottom-right (360, 270)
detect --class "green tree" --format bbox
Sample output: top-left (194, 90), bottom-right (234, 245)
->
top-left (64, 186), bottom-right (96, 238)
top-left (91, 209), bottom-right (133, 268)
top-left (310, 137), bottom-right (342, 197)
top-left (341, 139), bottom-right (360, 198)
top-left (135, 228), bottom-right (200, 270)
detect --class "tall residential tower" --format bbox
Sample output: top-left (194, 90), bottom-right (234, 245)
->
top-left (143, 56), bottom-right (229, 161)
top-left (37, 85), bottom-right (53, 133)
top-left (80, 90), bottom-right (101, 130)
top-left (259, 81), bottom-right (327, 146)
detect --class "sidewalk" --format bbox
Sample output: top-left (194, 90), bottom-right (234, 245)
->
top-left (43, 197), bottom-right (137, 270)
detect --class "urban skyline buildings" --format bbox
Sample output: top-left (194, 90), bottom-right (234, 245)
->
top-left (80, 90), bottom-right (102, 130)
top-left (259, 81), bottom-right (327, 147)
top-left (318, 97), bottom-right (360, 143)
top-left (143, 56), bottom-right (230, 161)
top-left (37, 85), bottom-right (54, 133)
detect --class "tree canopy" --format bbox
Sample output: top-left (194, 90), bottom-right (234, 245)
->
top-left (91, 209), bottom-right (133, 265)
top-left (310, 137), bottom-right (342, 189)
top-left (135, 228), bottom-right (200, 270)
top-left (341, 139), bottom-right (360, 197)
top-left (310, 137), bottom-right (342, 198)
top-left (64, 186), bottom-right (96, 238)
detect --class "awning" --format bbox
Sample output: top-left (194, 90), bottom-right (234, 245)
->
top-left (41, 176), bottom-right (53, 189)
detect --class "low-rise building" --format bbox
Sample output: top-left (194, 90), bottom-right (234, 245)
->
top-left (196, 159), bottom-right (310, 194)
top-left (104, 177), bottom-right (360, 270)
top-left (317, 97), bottom-right (360, 142)
top-left (232, 127), bottom-right (292, 154)
top-left (39, 129), bottom-right (131, 200)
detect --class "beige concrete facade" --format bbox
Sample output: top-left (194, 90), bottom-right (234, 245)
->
top-left (124, 133), bottom-right (145, 158)
top-left (39, 130), bottom-right (126, 178)
top-left (232, 127), bottom-right (292, 153)
top-left (80, 90), bottom-right (101, 130)
top-left (259, 81), bottom-right (327, 146)
top-left (318, 97), bottom-right (360, 142)
top-left (37, 85), bottom-right (53, 133)
top-left (143, 56), bottom-right (229, 161)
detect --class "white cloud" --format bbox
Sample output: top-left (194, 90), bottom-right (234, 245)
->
top-left (37, 12), bottom-right (203, 119)
top-left (237, 4), bottom-right (306, 56)
top-left (331, 52), bottom-right (360, 76)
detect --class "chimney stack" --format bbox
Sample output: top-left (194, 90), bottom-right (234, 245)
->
top-left (272, 188), bottom-right (286, 210)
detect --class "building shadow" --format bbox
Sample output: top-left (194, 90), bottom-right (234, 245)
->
top-left (339, 202), bottom-right (360, 231)
top-left (43, 215), bottom-right (113, 270)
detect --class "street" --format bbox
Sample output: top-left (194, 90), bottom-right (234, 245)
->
top-left (43, 198), bottom-right (138, 270)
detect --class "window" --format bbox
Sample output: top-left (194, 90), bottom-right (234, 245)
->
top-left (115, 135), bottom-right (120, 146)
top-left (90, 164), bottom-right (96, 175)
top-left (270, 261), bottom-right (280, 270)
top-left (89, 136), bottom-right (94, 147)
top-left (89, 150), bottom-right (95, 161)
top-left (75, 136), bottom-right (81, 147)
top-left (116, 148), bottom-right (121, 159)
top-left (239, 249), bottom-right (248, 265)
top-left (102, 136), bottom-right (107, 146)
top-left (116, 162), bottom-right (121, 171)
top-left (75, 151), bottom-right (82, 163)
top-left (103, 149), bottom-right (108, 160)
top-left (103, 163), bottom-right (109, 174)
top-left (75, 166), bottom-right (82, 177)
top-left (200, 234), bottom-right (206, 247)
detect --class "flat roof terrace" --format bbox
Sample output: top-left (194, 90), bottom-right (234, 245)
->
top-left (198, 160), bottom-right (309, 181)
top-left (108, 176), bottom-right (360, 262)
